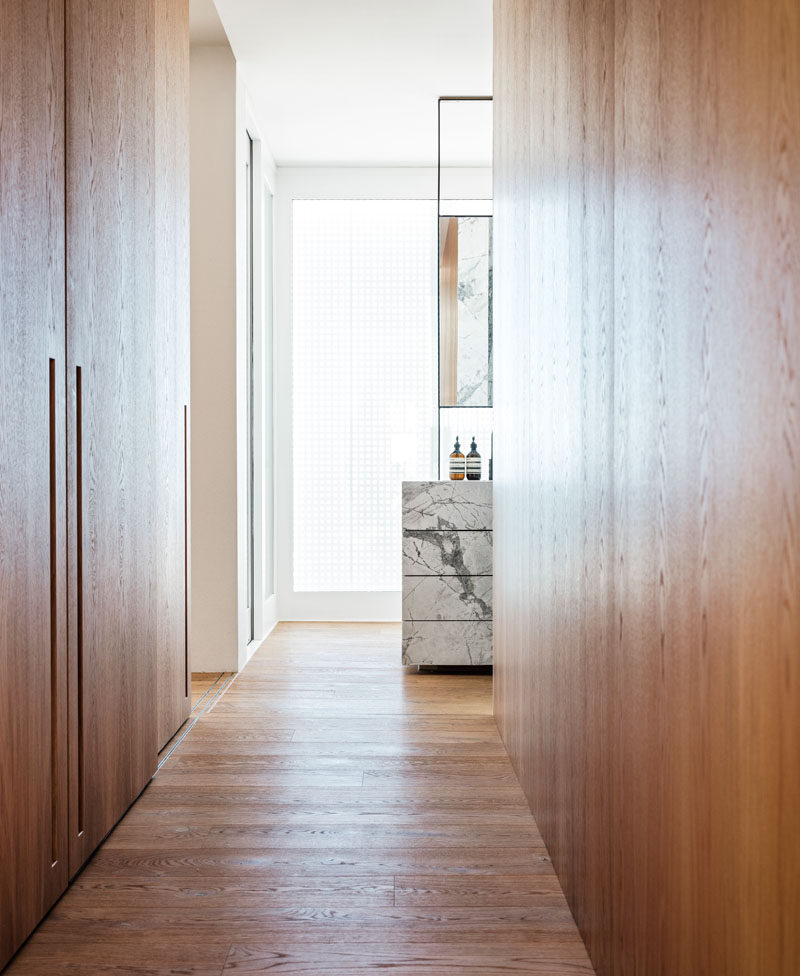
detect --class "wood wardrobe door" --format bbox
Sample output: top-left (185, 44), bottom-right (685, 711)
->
top-left (154, 0), bottom-right (191, 750)
top-left (66, 0), bottom-right (158, 872)
top-left (0, 0), bottom-right (69, 967)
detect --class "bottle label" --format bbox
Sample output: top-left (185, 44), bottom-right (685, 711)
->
top-left (449, 457), bottom-right (465, 478)
top-left (466, 457), bottom-right (481, 474)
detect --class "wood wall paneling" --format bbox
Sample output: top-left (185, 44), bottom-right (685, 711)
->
top-left (613, 2), bottom-right (702, 969)
top-left (154, 0), bottom-right (191, 751)
top-left (66, 0), bottom-right (159, 874)
top-left (0, 1), bottom-right (69, 968)
top-left (491, 0), bottom-right (531, 801)
top-left (493, 0), bottom-right (800, 973)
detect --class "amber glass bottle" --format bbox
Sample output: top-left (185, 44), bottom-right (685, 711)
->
top-left (449, 437), bottom-right (465, 480)
top-left (466, 437), bottom-right (481, 480)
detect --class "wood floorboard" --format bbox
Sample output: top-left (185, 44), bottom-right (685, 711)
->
top-left (128, 785), bottom-right (532, 808)
top-left (171, 739), bottom-right (510, 757)
top-left (157, 755), bottom-right (518, 772)
top-left (6, 943), bottom-right (229, 976)
top-left (191, 672), bottom-right (229, 711)
top-left (6, 623), bottom-right (592, 975)
top-left (223, 944), bottom-right (594, 973)
top-left (102, 824), bottom-right (545, 850)
top-left (78, 847), bottom-right (556, 880)
top-left (31, 908), bottom-right (590, 946)
top-left (119, 808), bottom-right (539, 827)
top-left (67, 878), bottom-right (398, 909)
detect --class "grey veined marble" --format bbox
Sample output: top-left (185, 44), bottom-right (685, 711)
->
top-left (403, 621), bottom-right (493, 666)
top-left (402, 481), bottom-right (492, 531)
top-left (402, 575), bottom-right (492, 622)
top-left (403, 530), bottom-right (493, 577)
top-left (456, 215), bottom-right (492, 407)
top-left (401, 481), bottom-right (493, 666)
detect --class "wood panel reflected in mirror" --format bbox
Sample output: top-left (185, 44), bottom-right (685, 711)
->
top-left (438, 215), bottom-right (493, 407)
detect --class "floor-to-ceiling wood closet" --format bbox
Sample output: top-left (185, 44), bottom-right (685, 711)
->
top-left (0, 1), bottom-right (190, 968)
top-left (493, 0), bottom-right (799, 973)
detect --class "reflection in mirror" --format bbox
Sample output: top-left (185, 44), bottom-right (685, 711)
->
top-left (439, 215), bottom-right (492, 407)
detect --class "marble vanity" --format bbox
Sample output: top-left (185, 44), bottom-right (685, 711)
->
top-left (401, 481), bottom-right (493, 666)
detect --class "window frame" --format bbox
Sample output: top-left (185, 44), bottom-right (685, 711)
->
top-left (275, 168), bottom-right (442, 621)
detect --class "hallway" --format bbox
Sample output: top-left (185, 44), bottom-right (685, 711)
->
top-left (8, 623), bottom-right (592, 975)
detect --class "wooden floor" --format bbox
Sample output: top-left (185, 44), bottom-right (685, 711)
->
top-left (7, 623), bottom-right (593, 975)
top-left (190, 672), bottom-right (231, 710)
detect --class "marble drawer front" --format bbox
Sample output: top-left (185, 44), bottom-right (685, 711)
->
top-left (402, 621), bottom-right (493, 667)
top-left (403, 530), bottom-right (493, 577)
top-left (402, 481), bottom-right (492, 531)
top-left (402, 575), bottom-right (492, 622)
top-left (402, 481), bottom-right (492, 666)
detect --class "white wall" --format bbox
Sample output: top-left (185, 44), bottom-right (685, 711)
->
top-left (236, 95), bottom-right (279, 667)
top-left (190, 41), bottom-right (278, 671)
top-left (190, 44), bottom-right (239, 671)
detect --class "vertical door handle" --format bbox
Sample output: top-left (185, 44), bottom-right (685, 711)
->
top-left (48, 358), bottom-right (59, 865)
top-left (184, 404), bottom-right (189, 699)
top-left (75, 365), bottom-right (85, 836)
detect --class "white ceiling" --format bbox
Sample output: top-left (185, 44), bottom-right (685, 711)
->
top-left (197, 0), bottom-right (492, 166)
top-left (189, 0), bottom-right (228, 46)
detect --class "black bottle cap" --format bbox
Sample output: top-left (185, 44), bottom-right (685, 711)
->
top-left (470, 437), bottom-right (478, 453)
top-left (453, 436), bottom-right (461, 453)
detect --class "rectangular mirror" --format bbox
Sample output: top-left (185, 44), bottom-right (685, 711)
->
top-left (439, 215), bottom-right (493, 407)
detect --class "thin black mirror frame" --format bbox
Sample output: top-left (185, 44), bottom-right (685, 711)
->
top-left (437, 95), bottom-right (493, 477)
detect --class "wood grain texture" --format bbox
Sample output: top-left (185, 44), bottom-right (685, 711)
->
top-left (5, 623), bottom-right (593, 974)
top-left (66, 0), bottom-right (158, 874)
top-left (439, 216), bottom-right (459, 405)
top-left (2, 0), bottom-right (190, 962)
top-left (190, 671), bottom-right (226, 709)
top-left (154, 0), bottom-right (191, 750)
top-left (0, 1), bottom-right (68, 967)
top-left (493, 0), bottom-right (800, 973)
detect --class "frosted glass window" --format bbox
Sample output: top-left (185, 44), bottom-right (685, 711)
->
top-left (293, 200), bottom-right (437, 592)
